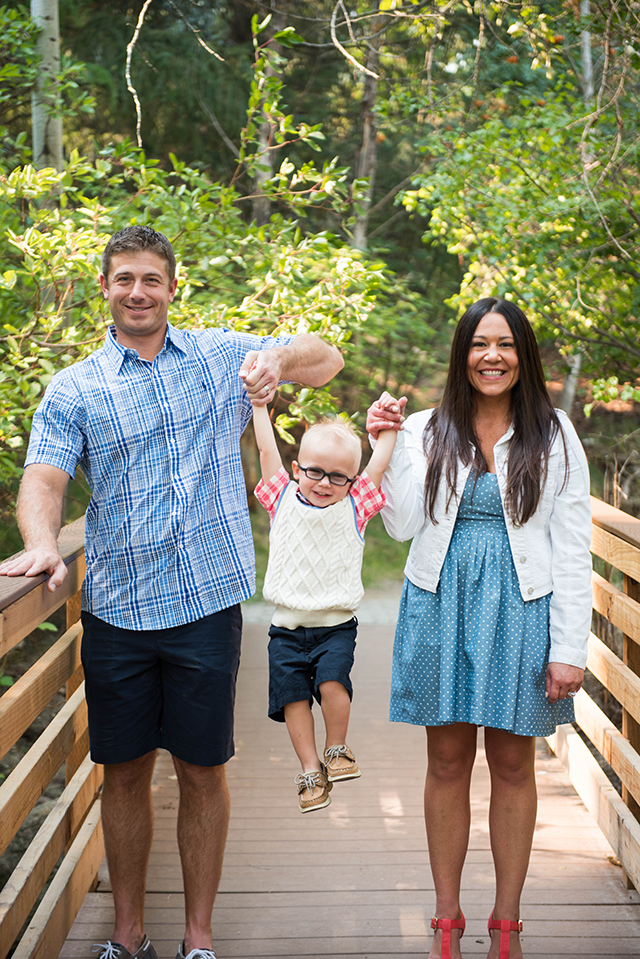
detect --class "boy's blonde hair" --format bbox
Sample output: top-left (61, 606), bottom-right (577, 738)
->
top-left (299, 418), bottom-right (362, 469)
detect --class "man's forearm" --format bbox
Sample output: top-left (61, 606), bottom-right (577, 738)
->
top-left (17, 466), bottom-right (66, 551)
top-left (239, 334), bottom-right (343, 407)
top-left (277, 334), bottom-right (343, 387)
top-left (0, 465), bottom-right (70, 589)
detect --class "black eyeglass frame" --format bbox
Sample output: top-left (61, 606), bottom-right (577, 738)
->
top-left (297, 465), bottom-right (357, 487)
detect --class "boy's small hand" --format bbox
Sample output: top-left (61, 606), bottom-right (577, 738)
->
top-left (367, 392), bottom-right (407, 439)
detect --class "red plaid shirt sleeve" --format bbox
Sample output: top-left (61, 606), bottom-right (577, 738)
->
top-left (255, 466), bottom-right (290, 520)
top-left (350, 472), bottom-right (386, 535)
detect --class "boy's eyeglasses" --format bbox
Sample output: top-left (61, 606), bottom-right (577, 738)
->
top-left (297, 465), bottom-right (356, 487)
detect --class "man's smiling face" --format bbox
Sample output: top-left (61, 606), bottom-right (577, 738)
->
top-left (99, 250), bottom-right (178, 351)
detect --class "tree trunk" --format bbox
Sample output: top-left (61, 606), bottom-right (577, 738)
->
top-left (580, 0), bottom-right (594, 101)
top-left (558, 351), bottom-right (582, 416)
top-left (31, 0), bottom-right (63, 171)
top-left (351, 2), bottom-right (382, 251)
top-left (252, 0), bottom-right (290, 226)
top-left (558, 0), bottom-right (592, 417)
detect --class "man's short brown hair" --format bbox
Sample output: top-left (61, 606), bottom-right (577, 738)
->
top-left (101, 226), bottom-right (176, 284)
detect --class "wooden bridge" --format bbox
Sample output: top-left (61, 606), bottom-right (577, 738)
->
top-left (1, 498), bottom-right (640, 958)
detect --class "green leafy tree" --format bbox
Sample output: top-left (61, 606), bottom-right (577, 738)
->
top-left (400, 0), bottom-right (640, 406)
top-left (0, 12), bottom-right (442, 551)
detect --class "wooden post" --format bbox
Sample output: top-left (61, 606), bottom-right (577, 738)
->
top-left (65, 590), bottom-right (85, 785)
top-left (622, 572), bottom-right (640, 887)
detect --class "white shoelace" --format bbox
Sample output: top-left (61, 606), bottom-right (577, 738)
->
top-left (295, 770), bottom-right (322, 792)
top-left (183, 948), bottom-right (217, 959)
top-left (91, 945), bottom-right (122, 959)
top-left (324, 744), bottom-right (350, 763)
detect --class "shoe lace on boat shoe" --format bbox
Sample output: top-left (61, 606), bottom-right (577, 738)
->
top-left (92, 944), bottom-right (123, 959)
top-left (324, 744), bottom-right (352, 764)
top-left (295, 770), bottom-right (323, 794)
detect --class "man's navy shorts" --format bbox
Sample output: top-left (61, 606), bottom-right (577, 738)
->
top-left (81, 607), bottom-right (242, 767)
top-left (267, 618), bottom-right (357, 722)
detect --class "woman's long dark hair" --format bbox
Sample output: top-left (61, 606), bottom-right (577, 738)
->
top-left (424, 298), bottom-right (565, 526)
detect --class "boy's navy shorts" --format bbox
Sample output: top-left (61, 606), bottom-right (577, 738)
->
top-left (81, 606), bottom-right (242, 767)
top-left (267, 618), bottom-right (357, 722)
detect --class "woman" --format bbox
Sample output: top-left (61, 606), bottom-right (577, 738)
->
top-left (366, 299), bottom-right (592, 959)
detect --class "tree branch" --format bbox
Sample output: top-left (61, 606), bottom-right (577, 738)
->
top-left (367, 162), bottom-right (427, 218)
top-left (330, 0), bottom-right (380, 78)
top-left (195, 89), bottom-right (240, 157)
top-left (165, 0), bottom-right (224, 60)
top-left (125, 0), bottom-right (154, 149)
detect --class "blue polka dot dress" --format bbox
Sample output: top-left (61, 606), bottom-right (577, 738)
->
top-left (390, 471), bottom-right (575, 736)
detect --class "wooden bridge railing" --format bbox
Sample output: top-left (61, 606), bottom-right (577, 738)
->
top-left (547, 496), bottom-right (640, 891)
top-left (0, 496), bottom-right (640, 957)
top-left (0, 516), bottom-right (103, 959)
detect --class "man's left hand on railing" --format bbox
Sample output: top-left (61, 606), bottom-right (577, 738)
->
top-left (0, 463), bottom-right (70, 593)
top-left (0, 547), bottom-right (68, 592)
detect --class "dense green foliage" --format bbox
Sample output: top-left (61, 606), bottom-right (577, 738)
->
top-left (401, 0), bottom-right (640, 409)
top-left (0, 8), bottom-right (442, 560)
top-left (1, 0), bottom-right (639, 559)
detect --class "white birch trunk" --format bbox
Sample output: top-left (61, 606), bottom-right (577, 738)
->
top-left (31, 0), bottom-right (63, 171)
top-left (558, 0), bottom-right (592, 417)
top-left (351, 5), bottom-right (381, 251)
top-left (580, 0), bottom-right (594, 101)
top-left (558, 351), bottom-right (582, 416)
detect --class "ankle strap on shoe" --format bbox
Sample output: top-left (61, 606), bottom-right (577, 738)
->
top-left (487, 916), bottom-right (523, 959)
top-left (431, 914), bottom-right (465, 956)
top-left (431, 916), bottom-right (465, 931)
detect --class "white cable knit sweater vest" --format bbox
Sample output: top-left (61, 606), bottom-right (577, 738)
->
top-left (263, 482), bottom-right (365, 629)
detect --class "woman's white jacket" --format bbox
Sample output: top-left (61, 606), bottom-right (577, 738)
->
top-left (380, 408), bottom-right (592, 669)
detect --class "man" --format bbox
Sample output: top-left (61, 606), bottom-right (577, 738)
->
top-left (0, 226), bottom-right (343, 959)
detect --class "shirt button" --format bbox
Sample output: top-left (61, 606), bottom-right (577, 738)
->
top-left (528, 587), bottom-right (534, 595)
top-left (520, 556), bottom-right (526, 563)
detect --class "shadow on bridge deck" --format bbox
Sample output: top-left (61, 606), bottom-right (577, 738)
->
top-left (59, 613), bottom-right (640, 959)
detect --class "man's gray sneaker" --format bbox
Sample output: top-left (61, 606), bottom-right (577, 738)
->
top-left (175, 942), bottom-right (217, 959)
top-left (91, 936), bottom-right (157, 959)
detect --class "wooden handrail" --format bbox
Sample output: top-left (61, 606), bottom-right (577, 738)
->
top-left (0, 516), bottom-right (102, 959)
top-left (548, 495), bottom-right (640, 892)
top-left (0, 516), bottom-right (86, 611)
top-left (0, 516), bottom-right (86, 658)
top-left (591, 495), bottom-right (640, 551)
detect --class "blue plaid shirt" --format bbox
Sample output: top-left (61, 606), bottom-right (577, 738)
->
top-left (26, 323), bottom-right (293, 630)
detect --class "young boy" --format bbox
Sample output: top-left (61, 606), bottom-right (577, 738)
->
top-left (251, 401), bottom-right (397, 812)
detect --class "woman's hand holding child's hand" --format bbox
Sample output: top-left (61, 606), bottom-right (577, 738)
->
top-left (366, 391), bottom-right (408, 439)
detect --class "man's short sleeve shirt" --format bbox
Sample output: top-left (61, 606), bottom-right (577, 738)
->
top-left (26, 324), bottom-right (293, 630)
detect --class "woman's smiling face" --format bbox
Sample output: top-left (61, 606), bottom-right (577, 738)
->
top-left (466, 312), bottom-right (520, 399)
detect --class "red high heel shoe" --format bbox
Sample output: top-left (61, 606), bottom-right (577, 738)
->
top-left (487, 912), bottom-right (523, 959)
top-left (430, 912), bottom-right (465, 959)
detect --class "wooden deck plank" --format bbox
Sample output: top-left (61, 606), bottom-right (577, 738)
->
top-left (60, 618), bottom-right (640, 958)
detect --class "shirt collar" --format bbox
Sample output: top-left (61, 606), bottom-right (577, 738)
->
top-left (295, 485), bottom-right (315, 507)
top-left (101, 322), bottom-right (188, 373)
top-left (494, 423), bottom-right (515, 445)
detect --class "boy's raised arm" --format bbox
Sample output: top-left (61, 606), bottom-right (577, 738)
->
top-left (252, 403), bottom-right (284, 483)
top-left (363, 429), bottom-right (397, 489)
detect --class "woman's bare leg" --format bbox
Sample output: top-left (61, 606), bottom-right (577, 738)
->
top-left (484, 727), bottom-right (537, 959)
top-left (425, 723), bottom-right (478, 959)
